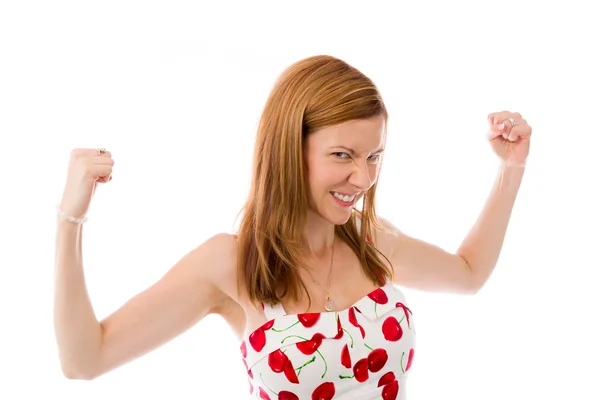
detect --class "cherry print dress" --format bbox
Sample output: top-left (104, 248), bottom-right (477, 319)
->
top-left (239, 281), bottom-right (416, 400)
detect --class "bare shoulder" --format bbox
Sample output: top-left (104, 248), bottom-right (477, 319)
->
top-left (199, 233), bottom-right (247, 338)
top-left (187, 232), bottom-right (240, 310)
top-left (371, 215), bottom-right (404, 260)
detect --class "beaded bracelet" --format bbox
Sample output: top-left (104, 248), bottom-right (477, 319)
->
top-left (56, 205), bottom-right (88, 224)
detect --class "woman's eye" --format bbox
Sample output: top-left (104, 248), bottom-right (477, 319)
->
top-left (334, 152), bottom-right (350, 159)
top-left (333, 152), bottom-right (381, 163)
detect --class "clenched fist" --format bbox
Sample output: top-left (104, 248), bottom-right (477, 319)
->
top-left (59, 148), bottom-right (114, 219)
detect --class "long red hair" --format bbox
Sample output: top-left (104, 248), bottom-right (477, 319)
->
top-left (235, 55), bottom-right (393, 311)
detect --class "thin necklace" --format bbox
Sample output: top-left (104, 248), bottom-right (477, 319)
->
top-left (306, 235), bottom-right (336, 312)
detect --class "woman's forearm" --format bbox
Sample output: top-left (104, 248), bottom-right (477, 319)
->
top-left (457, 163), bottom-right (526, 289)
top-left (53, 217), bottom-right (103, 379)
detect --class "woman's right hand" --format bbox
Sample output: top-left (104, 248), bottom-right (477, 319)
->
top-left (59, 148), bottom-right (114, 218)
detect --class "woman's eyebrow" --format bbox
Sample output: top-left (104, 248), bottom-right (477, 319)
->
top-left (330, 146), bottom-right (385, 155)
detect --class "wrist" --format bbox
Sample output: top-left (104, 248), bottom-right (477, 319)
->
top-left (500, 160), bottom-right (527, 170)
top-left (56, 205), bottom-right (88, 224)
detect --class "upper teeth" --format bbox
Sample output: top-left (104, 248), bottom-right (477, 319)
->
top-left (333, 192), bottom-right (356, 202)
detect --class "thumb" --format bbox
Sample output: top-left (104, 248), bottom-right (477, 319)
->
top-left (97, 174), bottom-right (112, 183)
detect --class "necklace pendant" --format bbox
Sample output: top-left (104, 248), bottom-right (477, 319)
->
top-left (325, 296), bottom-right (335, 312)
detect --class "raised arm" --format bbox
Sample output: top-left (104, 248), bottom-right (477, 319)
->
top-left (55, 221), bottom-right (236, 380)
top-left (53, 148), bottom-right (237, 380)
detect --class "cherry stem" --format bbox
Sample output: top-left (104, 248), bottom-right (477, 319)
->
top-left (280, 334), bottom-right (329, 378)
top-left (260, 373), bottom-right (279, 397)
top-left (339, 374), bottom-right (354, 379)
top-left (296, 355), bottom-right (316, 376)
top-left (400, 351), bottom-right (406, 374)
top-left (364, 342), bottom-right (374, 351)
top-left (281, 334), bottom-right (308, 343)
top-left (374, 302), bottom-right (378, 319)
top-left (342, 328), bottom-right (354, 348)
top-left (272, 320), bottom-right (300, 332)
top-left (316, 349), bottom-right (328, 378)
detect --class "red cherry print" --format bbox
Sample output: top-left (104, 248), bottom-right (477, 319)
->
top-left (367, 348), bottom-right (388, 373)
top-left (241, 341), bottom-right (247, 358)
top-left (298, 313), bottom-right (320, 327)
top-left (382, 316), bottom-right (403, 342)
top-left (268, 350), bottom-right (299, 383)
top-left (378, 371), bottom-right (396, 387)
top-left (348, 306), bottom-right (358, 325)
top-left (283, 359), bottom-right (299, 384)
top-left (353, 358), bottom-right (369, 382)
top-left (368, 288), bottom-right (388, 304)
top-left (395, 302), bottom-right (412, 327)
top-left (249, 329), bottom-right (267, 352)
top-left (311, 381), bottom-right (336, 400)
top-left (268, 350), bottom-right (288, 373)
top-left (274, 313), bottom-right (321, 334)
top-left (406, 348), bottom-right (414, 371)
top-left (348, 307), bottom-right (366, 338)
top-left (333, 315), bottom-right (343, 339)
top-left (248, 378), bottom-right (254, 394)
top-left (262, 320), bottom-right (275, 330)
top-left (296, 333), bottom-right (326, 355)
top-left (341, 344), bottom-right (351, 368)
top-left (242, 358), bottom-right (253, 378)
top-left (381, 380), bottom-right (399, 400)
top-left (257, 374), bottom-right (299, 399)
top-left (281, 333), bottom-right (329, 378)
top-left (249, 319), bottom-right (276, 352)
top-left (259, 387), bottom-right (271, 400)
top-left (279, 392), bottom-right (299, 400)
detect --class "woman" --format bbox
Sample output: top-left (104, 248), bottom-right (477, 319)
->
top-left (54, 55), bottom-right (531, 399)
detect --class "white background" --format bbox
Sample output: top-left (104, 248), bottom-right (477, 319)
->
top-left (1, 1), bottom-right (599, 399)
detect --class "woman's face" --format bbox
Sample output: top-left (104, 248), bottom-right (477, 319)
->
top-left (304, 115), bottom-right (386, 226)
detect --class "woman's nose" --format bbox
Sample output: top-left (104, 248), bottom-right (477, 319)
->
top-left (348, 160), bottom-right (374, 190)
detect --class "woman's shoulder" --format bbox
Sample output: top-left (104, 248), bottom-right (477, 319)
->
top-left (200, 233), bottom-right (240, 299)
top-left (200, 233), bottom-right (248, 336)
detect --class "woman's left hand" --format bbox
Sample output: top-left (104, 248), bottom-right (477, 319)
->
top-left (487, 111), bottom-right (532, 167)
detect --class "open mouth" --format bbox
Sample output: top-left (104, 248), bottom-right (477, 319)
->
top-left (330, 191), bottom-right (358, 207)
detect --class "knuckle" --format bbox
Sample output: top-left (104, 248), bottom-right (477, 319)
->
top-left (70, 148), bottom-right (83, 159)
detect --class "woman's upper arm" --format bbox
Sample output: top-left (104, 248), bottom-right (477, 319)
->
top-left (375, 216), bottom-right (478, 294)
top-left (91, 233), bottom-right (237, 379)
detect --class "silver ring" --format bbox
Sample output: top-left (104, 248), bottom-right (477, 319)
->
top-left (97, 147), bottom-right (107, 155)
top-left (507, 118), bottom-right (516, 128)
